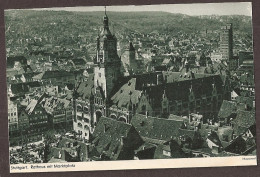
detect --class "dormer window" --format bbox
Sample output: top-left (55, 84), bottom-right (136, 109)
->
top-left (163, 150), bottom-right (171, 157)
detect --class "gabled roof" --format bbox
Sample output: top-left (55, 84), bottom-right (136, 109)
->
top-left (131, 114), bottom-right (184, 142)
top-left (91, 117), bottom-right (142, 160)
top-left (71, 58), bottom-right (86, 66)
top-left (233, 110), bottom-right (255, 136)
top-left (217, 126), bottom-right (234, 142)
top-left (207, 131), bottom-right (222, 147)
top-left (10, 83), bottom-right (29, 94)
top-left (234, 110), bottom-right (255, 128)
top-left (33, 70), bottom-right (74, 80)
top-left (218, 100), bottom-right (237, 119)
top-left (76, 74), bottom-right (94, 99)
top-left (246, 124), bottom-right (256, 137)
top-left (139, 74), bottom-right (223, 109)
top-left (178, 129), bottom-right (197, 140)
top-left (25, 99), bottom-right (38, 115)
top-left (40, 96), bottom-right (71, 114)
top-left (111, 78), bottom-right (142, 108)
top-left (7, 56), bottom-right (27, 68)
top-left (25, 94), bottom-right (46, 115)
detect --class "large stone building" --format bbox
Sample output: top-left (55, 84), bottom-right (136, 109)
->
top-left (73, 12), bottom-right (231, 141)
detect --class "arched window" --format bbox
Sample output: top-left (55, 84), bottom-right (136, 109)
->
top-left (83, 106), bottom-right (89, 114)
top-left (110, 114), bottom-right (117, 119)
top-left (96, 111), bottom-right (102, 123)
top-left (84, 125), bottom-right (89, 131)
top-left (77, 105), bottom-right (82, 112)
top-left (118, 116), bottom-right (127, 123)
top-left (77, 122), bottom-right (82, 128)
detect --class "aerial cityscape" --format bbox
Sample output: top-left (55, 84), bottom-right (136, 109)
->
top-left (6, 4), bottom-right (255, 165)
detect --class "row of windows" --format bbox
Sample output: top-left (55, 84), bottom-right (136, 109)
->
top-left (30, 121), bottom-right (48, 126)
top-left (8, 108), bottom-right (17, 113)
top-left (8, 117), bottom-right (18, 122)
top-left (8, 112), bottom-right (17, 117)
top-left (30, 115), bottom-right (48, 121)
top-left (34, 110), bottom-right (43, 114)
top-left (95, 98), bottom-right (103, 105)
top-left (28, 127), bottom-right (47, 133)
top-left (53, 111), bottom-right (66, 115)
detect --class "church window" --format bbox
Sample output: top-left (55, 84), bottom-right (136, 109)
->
top-left (99, 73), bottom-right (101, 77)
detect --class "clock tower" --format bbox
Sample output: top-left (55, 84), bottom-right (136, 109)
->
top-left (94, 8), bottom-right (122, 100)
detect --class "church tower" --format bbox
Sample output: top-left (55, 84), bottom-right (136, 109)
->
top-left (94, 8), bottom-right (122, 99)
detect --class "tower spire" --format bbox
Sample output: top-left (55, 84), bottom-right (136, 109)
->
top-left (102, 6), bottom-right (111, 36)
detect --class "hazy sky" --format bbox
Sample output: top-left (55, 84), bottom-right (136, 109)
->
top-left (34, 2), bottom-right (252, 16)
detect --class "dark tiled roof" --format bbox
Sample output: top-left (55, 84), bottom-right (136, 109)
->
top-left (76, 74), bottom-right (94, 99)
top-left (91, 117), bottom-right (143, 160)
top-left (40, 96), bottom-right (71, 114)
top-left (217, 126), bottom-right (234, 142)
top-left (111, 78), bottom-right (142, 108)
top-left (234, 110), bottom-right (255, 128)
top-left (207, 131), bottom-right (222, 147)
top-left (247, 124), bottom-right (256, 137)
top-left (71, 58), bottom-right (86, 66)
top-left (233, 110), bottom-right (255, 136)
top-left (139, 74), bottom-right (224, 109)
top-left (178, 129), bottom-right (197, 140)
top-left (218, 100), bottom-right (237, 119)
top-left (131, 114), bottom-right (184, 141)
top-left (25, 99), bottom-right (39, 115)
top-left (7, 56), bottom-right (27, 68)
top-left (10, 83), bottom-right (29, 94)
top-left (33, 70), bottom-right (74, 80)
top-left (23, 72), bottom-right (41, 79)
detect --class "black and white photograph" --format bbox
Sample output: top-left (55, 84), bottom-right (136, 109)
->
top-left (5, 2), bottom-right (257, 173)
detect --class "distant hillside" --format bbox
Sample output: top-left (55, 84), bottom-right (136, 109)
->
top-left (5, 10), bottom-right (253, 38)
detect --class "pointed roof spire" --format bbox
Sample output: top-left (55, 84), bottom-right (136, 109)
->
top-left (102, 5), bottom-right (111, 36)
top-left (129, 41), bottom-right (135, 51)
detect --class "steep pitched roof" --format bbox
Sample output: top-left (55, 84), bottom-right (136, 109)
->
top-left (218, 100), bottom-right (237, 119)
top-left (178, 129), bottom-right (197, 140)
top-left (91, 117), bottom-right (142, 160)
top-left (131, 114), bottom-right (184, 142)
top-left (7, 56), bottom-right (27, 68)
top-left (76, 74), bottom-right (94, 99)
top-left (10, 83), bottom-right (30, 94)
top-left (234, 110), bottom-right (255, 128)
top-left (25, 94), bottom-right (46, 115)
top-left (233, 110), bottom-right (255, 135)
top-left (25, 99), bottom-right (39, 115)
top-left (71, 58), bottom-right (86, 66)
top-left (111, 78), bottom-right (142, 108)
top-left (217, 126), bottom-right (234, 142)
top-left (33, 70), bottom-right (74, 80)
top-left (40, 96), bottom-right (71, 114)
top-left (207, 131), bottom-right (222, 147)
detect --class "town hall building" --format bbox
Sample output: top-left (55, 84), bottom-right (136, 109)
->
top-left (73, 11), bottom-right (231, 142)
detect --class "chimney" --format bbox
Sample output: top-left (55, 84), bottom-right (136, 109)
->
top-left (157, 73), bottom-right (163, 85)
top-left (120, 136), bottom-right (124, 146)
top-left (104, 123), bottom-right (107, 133)
top-left (85, 144), bottom-right (89, 160)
